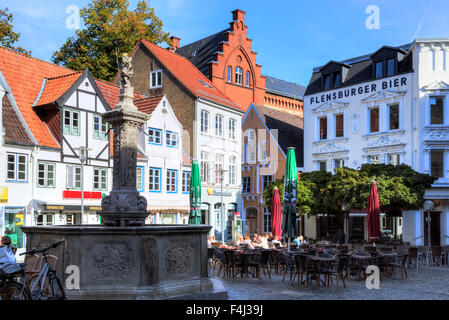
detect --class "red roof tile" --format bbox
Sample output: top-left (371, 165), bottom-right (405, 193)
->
top-left (0, 47), bottom-right (75, 148)
top-left (95, 79), bottom-right (146, 108)
top-left (35, 72), bottom-right (82, 106)
top-left (136, 39), bottom-right (241, 112)
top-left (134, 96), bottom-right (163, 115)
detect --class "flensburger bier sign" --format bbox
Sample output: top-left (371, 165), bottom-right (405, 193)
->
top-left (309, 76), bottom-right (408, 105)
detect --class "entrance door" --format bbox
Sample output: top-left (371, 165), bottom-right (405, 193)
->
top-left (246, 208), bottom-right (258, 236)
top-left (424, 211), bottom-right (441, 246)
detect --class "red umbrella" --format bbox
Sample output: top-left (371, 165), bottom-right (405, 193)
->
top-left (271, 187), bottom-right (283, 238)
top-left (367, 181), bottom-right (381, 244)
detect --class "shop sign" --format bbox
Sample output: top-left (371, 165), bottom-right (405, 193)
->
top-left (63, 190), bottom-right (102, 199)
top-left (206, 188), bottom-right (232, 197)
top-left (0, 187), bottom-right (8, 203)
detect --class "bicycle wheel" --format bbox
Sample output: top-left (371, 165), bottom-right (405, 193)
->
top-left (0, 281), bottom-right (31, 300)
top-left (50, 275), bottom-right (67, 300)
top-left (28, 273), bottom-right (50, 299)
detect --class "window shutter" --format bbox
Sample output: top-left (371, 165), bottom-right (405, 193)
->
top-left (67, 166), bottom-right (74, 188)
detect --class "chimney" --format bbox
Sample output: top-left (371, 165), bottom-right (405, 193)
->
top-left (170, 36), bottom-right (181, 50)
top-left (232, 9), bottom-right (246, 24)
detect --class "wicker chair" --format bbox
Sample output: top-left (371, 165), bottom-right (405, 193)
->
top-left (282, 252), bottom-right (295, 283)
top-left (407, 247), bottom-right (419, 270)
top-left (430, 246), bottom-right (443, 266)
top-left (391, 254), bottom-right (408, 279)
top-left (327, 256), bottom-right (349, 288)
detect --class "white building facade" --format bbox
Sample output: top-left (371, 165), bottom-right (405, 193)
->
top-left (135, 96), bottom-right (191, 225)
top-left (195, 97), bottom-right (243, 241)
top-left (303, 39), bottom-right (449, 246)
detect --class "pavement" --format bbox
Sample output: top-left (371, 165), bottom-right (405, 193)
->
top-left (210, 264), bottom-right (449, 300)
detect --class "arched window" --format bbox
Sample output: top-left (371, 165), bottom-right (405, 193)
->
top-left (246, 71), bottom-right (250, 87)
top-left (235, 67), bottom-right (243, 85)
top-left (227, 66), bottom-right (232, 83)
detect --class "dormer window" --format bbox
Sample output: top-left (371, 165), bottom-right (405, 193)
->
top-left (323, 74), bottom-right (331, 90)
top-left (333, 72), bottom-right (341, 88)
top-left (375, 61), bottom-right (383, 78)
top-left (387, 58), bottom-right (395, 76)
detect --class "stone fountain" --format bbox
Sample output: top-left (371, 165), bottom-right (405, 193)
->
top-left (22, 54), bottom-right (220, 300)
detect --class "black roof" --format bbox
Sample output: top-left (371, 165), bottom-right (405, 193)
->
top-left (253, 104), bottom-right (304, 167)
top-left (305, 43), bottom-right (414, 96)
top-left (264, 76), bottom-right (306, 100)
top-left (176, 29), bottom-right (229, 79)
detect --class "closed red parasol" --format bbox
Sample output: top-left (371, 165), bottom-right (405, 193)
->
top-left (271, 187), bottom-right (283, 238)
top-left (367, 181), bottom-right (381, 244)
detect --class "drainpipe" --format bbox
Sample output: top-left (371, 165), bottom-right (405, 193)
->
top-left (30, 146), bottom-right (40, 225)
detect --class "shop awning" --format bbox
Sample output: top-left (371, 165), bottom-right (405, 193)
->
top-left (349, 209), bottom-right (386, 217)
top-left (147, 206), bottom-right (190, 214)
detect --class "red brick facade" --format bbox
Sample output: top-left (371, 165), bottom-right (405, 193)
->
top-left (207, 10), bottom-right (266, 111)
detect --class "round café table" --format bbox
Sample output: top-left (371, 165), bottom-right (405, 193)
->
top-left (307, 255), bottom-right (336, 287)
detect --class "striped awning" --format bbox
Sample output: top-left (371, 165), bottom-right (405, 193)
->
top-left (147, 206), bottom-right (190, 214)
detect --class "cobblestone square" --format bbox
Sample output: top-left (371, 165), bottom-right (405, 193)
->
top-left (211, 265), bottom-right (449, 300)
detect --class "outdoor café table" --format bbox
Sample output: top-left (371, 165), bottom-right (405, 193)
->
top-left (306, 255), bottom-right (336, 287)
top-left (351, 254), bottom-right (375, 281)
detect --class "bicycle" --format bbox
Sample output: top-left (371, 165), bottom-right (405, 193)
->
top-left (20, 240), bottom-right (67, 300)
top-left (0, 262), bottom-right (31, 300)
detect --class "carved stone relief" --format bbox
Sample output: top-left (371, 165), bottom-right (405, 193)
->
top-left (351, 114), bottom-right (361, 133)
top-left (88, 244), bottom-right (132, 281)
top-left (165, 243), bottom-right (193, 274)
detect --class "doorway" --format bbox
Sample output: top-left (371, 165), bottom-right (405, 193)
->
top-left (246, 208), bottom-right (258, 236)
top-left (424, 211), bottom-right (441, 246)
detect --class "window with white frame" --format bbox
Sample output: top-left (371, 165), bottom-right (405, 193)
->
top-left (200, 152), bottom-right (210, 184)
top-left (63, 109), bottom-right (80, 135)
top-left (263, 207), bottom-right (271, 233)
top-left (369, 107), bottom-right (380, 133)
top-left (334, 159), bottom-right (344, 169)
top-left (36, 214), bottom-right (53, 226)
top-left (150, 70), bottom-right (162, 88)
top-left (248, 129), bottom-right (255, 142)
top-left (6, 153), bottom-right (27, 182)
top-left (93, 115), bottom-right (108, 140)
top-left (149, 167), bottom-right (161, 191)
top-left (201, 110), bottom-right (209, 133)
top-left (259, 140), bottom-right (268, 161)
top-left (136, 167), bottom-right (144, 192)
top-left (148, 128), bottom-right (162, 145)
top-left (247, 143), bottom-right (256, 163)
top-left (318, 161), bottom-right (327, 171)
top-left (228, 156), bottom-right (236, 185)
top-left (319, 116), bottom-right (327, 140)
top-left (262, 175), bottom-right (273, 192)
top-left (67, 165), bottom-right (81, 189)
top-left (93, 168), bottom-right (108, 191)
top-left (227, 66), bottom-right (232, 83)
top-left (215, 115), bottom-right (223, 136)
top-left (335, 114), bottom-right (344, 138)
top-left (246, 71), bottom-right (250, 87)
top-left (369, 155), bottom-right (380, 164)
top-left (242, 176), bottom-right (251, 193)
top-left (431, 150), bottom-right (444, 179)
top-left (229, 119), bottom-right (236, 140)
top-left (235, 67), bottom-right (243, 85)
top-left (182, 171), bottom-right (191, 193)
top-left (430, 97), bottom-right (444, 125)
top-left (166, 169), bottom-right (177, 193)
top-left (389, 104), bottom-right (400, 130)
top-left (37, 162), bottom-right (55, 188)
top-left (166, 131), bottom-right (178, 147)
top-left (387, 154), bottom-right (400, 166)
top-left (215, 154), bottom-right (224, 184)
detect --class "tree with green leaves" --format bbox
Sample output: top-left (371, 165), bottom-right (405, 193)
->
top-left (52, 0), bottom-right (171, 81)
top-left (0, 8), bottom-right (31, 55)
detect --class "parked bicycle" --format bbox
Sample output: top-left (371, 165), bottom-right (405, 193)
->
top-left (20, 240), bottom-right (67, 300)
top-left (0, 263), bottom-right (31, 300)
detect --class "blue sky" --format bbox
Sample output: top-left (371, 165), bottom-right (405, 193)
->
top-left (4, 0), bottom-right (449, 86)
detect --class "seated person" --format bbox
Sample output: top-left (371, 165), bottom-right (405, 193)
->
top-left (260, 234), bottom-right (269, 249)
top-left (293, 235), bottom-right (307, 247)
top-left (0, 236), bottom-right (20, 274)
top-left (242, 236), bottom-right (255, 249)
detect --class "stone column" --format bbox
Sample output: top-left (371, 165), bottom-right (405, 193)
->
top-left (99, 54), bottom-right (150, 227)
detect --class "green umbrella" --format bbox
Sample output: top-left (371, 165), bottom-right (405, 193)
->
top-left (282, 147), bottom-right (298, 251)
top-left (189, 160), bottom-right (202, 224)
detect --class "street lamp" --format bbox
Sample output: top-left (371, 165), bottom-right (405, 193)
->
top-left (423, 200), bottom-right (435, 247)
top-left (74, 146), bottom-right (92, 225)
top-left (215, 168), bottom-right (228, 244)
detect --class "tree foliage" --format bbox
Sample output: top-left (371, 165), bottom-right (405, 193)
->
top-left (263, 164), bottom-right (436, 218)
top-left (0, 8), bottom-right (31, 55)
top-left (52, 0), bottom-right (171, 81)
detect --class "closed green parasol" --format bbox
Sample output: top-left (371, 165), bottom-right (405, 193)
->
top-left (189, 160), bottom-right (202, 224)
top-left (282, 147), bottom-right (298, 251)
